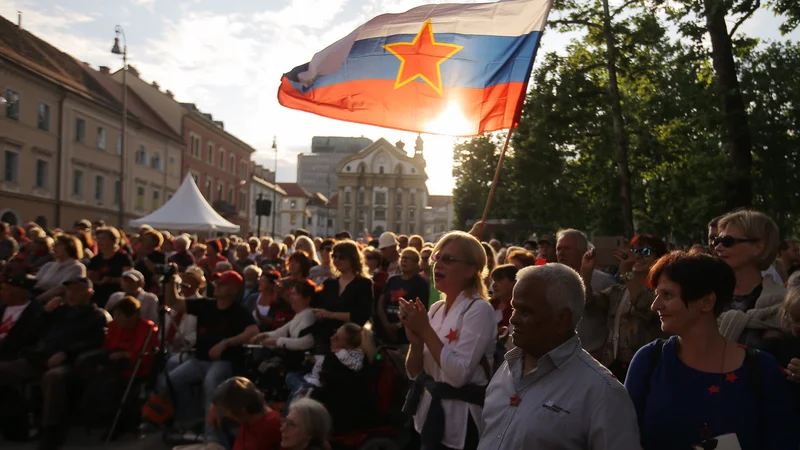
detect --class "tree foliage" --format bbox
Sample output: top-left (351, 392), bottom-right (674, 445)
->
top-left (452, 8), bottom-right (800, 242)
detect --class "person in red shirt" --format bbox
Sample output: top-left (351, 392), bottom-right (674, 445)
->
top-left (104, 296), bottom-right (159, 378)
top-left (198, 240), bottom-right (229, 279)
top-left (207, 376), bottom-right (282, 450)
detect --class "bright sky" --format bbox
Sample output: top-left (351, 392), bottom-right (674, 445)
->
top-left (0, 0), bottom-right (796, 195)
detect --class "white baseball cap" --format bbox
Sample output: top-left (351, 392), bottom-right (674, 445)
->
top-left (122, 269), bottom-right (145, 283)
top-left (378, 232), bottom-right (399, 250)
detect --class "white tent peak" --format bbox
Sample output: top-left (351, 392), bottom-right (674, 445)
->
top-left (129, 174), bottom-right (241, 233)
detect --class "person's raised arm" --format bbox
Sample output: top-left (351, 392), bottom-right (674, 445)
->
top-left (164, 268), bottom-right (186, 313)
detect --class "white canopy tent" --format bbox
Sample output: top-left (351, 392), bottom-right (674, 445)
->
top-left (129, 174), bottom-right (241, 233)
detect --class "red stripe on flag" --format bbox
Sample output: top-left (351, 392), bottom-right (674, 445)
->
top-left (278, 77), bottom-right (525, 136)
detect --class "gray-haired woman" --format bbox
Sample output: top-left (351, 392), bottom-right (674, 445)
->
top-left (280, 398), bottom-right (332, 450)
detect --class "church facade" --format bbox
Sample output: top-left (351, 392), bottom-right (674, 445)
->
top-left (335, 137), bottom-right (428, 238)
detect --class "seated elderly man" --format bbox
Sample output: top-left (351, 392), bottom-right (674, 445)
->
top-left (106, 269), bottom-right (158, 323)
top-left (0, 276), bottom-right (106, 449)
top-left (478, 264), bottom-right (640, 450)
top-left (168, 234), bottom-right (196, 272)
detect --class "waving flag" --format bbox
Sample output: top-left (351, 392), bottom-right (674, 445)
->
top-left (278, 0), bottom-right (553, 137)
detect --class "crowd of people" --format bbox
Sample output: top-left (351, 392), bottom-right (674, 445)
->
top-left (0, 210), bottom-right (799, 450)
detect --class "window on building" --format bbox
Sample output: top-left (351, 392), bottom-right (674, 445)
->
top-left (5, 89), bottom-right (19, 121)
top-left (344, 206), bottom-right (351, 217)
top-left (327, 219), bottom-right (333, 227)
top-left (375, 192), bottom-right (386, 205)
top-left (95, 175), bottom-right (105, 203)
top-left (96, 127), bottom-right (107, 150)
top-left (395, 165), bottom-right (403, 174)
top-left (168, 156), bottom-right (176, 175)
top-left (192, 173), bottom-right (199, 185)
top-left (395, 191), bottom-right (402, 205)
top-left (357, 191), bottom-right (365, 205)
top-left (240, 161), bottom-right (247, 178)
top-left (207, 142), bottom-right (214, 163)
top-left (290, 200), bottom-right (297, 209)
top-left (136, 145), bottom-right (148, 165)
top-left (394, 222), bottom-right (401, 233)
top-left (344, 221), bottom-right (351, 231)
top-left (116, 134), bottom-right (122, 155)
top-left (3, 150), bottom-right (18, 183)
top-left (114, 180), bottom-right (121, 205)
top-left (409, 208), bottom-right (416, 220)
top-left (151, 151), bottom-right (162, 171)
top-left (136, 186), bottom-right (145, 210)
top-left (219, 149), bottom-right (225, 169)
top-left (167, 193), bottom-right (173, 201)
top-left (379, 166), bottom-right (384, 174)
top-left (228, 187), bottom-right (234, 203)
top-left (35, 159), bottom-right (49, 188)
top-left (409, 224), bottom-right (415, 234)
top-left (344, 192), bottom-right (351, 204)
top-left (37, 103), bottom-right (50, 131)
top-left (374, 209), bottom-right (386, 220)
top-left (410, 192), bottom-right (416, 205)
top-left (239, 191), bottom-right (247, 212)
top-left (153, 190), bottom-right (160, 210)
top-left (75, 118), bottom-right (86, 143)
top-left (291, 214), bottom-right (297, 225)
top-left (72, 169), bottom-right (83, 196)
top-left (230, 155), bottom-right (235, 174)
top-left (205, 180), bottom-right (212, 199)
top-left (357, 220), bottom-right (364, 232)
top-left (189, 135), bottom-right (200, 158)
top-left (217, 183), bottom-right (223, 201)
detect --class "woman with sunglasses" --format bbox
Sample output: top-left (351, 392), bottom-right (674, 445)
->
top-left (580, 234), bottom-right (668, 382)
top-left (399, 231), bottom-right (496, 450)
top-left (312, 240), bottom-right (373, 353)
top-left (715, 210), bottom-right (786, 347)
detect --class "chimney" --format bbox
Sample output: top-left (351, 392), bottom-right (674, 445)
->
top-left (165, 89), bottom-right (174, 98)
top-left (99, 66), bottom-right (110, 75)
top-left (151, 81), bottom-right (159, 89)
top-left (17, 10), bottom-right (22, 28)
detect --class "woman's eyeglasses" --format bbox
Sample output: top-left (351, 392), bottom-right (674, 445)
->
top-left (629, 248), bottom-right (652, 257)
top-left (712, 235), bottom-right (759, 248)
top-left (431, 253), bottom-right (468, 266)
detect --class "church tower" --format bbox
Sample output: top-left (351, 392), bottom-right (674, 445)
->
top-left (414, 134), bottom-right (426, 168)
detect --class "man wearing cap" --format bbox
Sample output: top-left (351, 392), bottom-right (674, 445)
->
top-left (0, 276), bottom-right (106, 448)
top-left (162, 267), bottom-right (259, 443)
top-left (0, 274), bottom-right (43, 361)
top-left (537, 236), bottom-right (557, 264)
top-left (378, 232), bottom-right (402, 277)
top-left (106, 270), bottom-right (158, 323)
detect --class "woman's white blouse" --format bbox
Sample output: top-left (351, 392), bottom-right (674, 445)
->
top-left (412, 291), bottom-right (497, 450)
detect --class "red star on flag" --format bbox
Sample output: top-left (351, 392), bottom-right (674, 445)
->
top-left (445, 328), bottom-right (458, 344)
top-left (509, 395), bottom-right (521, 407)
top-left (725, 373), bottom-right (738, 383)
top-left (707, 385), bottom-right (720, 394)
top-left (383, 20), bottom-right (463, 96)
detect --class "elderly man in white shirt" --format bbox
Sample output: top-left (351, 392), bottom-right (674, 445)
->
top-left (478, 263), bottom-right (640, 450)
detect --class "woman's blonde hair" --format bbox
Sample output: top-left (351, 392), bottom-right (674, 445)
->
top-left (717, 210), bottom-right (780, 271)
top-left (432, 231), bottom-right (488, 299)
top-left (783, 272), bottom-right (800, 328)
top-left (295, 236), bottom-right (320, 265)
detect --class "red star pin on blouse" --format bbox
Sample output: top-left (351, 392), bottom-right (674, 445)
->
top-left (509, 395), bottom-right (521, 407)
top-left (445, 328), bottom-right (458, 344)
top-left (725, 373), bottom-right (738, 383)
top-left (707, 385), bottom-right (720, 394)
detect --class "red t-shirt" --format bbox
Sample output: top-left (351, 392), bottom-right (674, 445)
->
top-left (233, 409), bottom-right (282, 450)
top-left (103, 317), bottom-right (159, 378)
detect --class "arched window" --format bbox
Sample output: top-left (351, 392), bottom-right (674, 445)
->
top-left (357, 163), bottom-right (366, 174)
top-left (395, 164), bottom-right (404, 174)
top-left (379, 166), bottom-right (384, 174)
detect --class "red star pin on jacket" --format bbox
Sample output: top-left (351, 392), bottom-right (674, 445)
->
top-left (445, 328), bottom-right (458, 344)
top-left (509, 395), bottom-right (521, 407)
top-left (724, 373), bottom-right (738, 383)
top-left (707, 385), bottom-right (720, 394)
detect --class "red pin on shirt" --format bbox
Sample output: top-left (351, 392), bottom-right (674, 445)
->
top-left (724, 373), bottom-right (738, 383)
top-left (509, 395), bottom-right (521, 407)
top-left (707, 385), bottom-right (720, 394)
top-left (445, 328), bottom-right (458, 344)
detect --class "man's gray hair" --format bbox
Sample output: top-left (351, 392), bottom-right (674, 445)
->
top-left (243, 265), bottom-right (262, 278)
top-left (175, 235), bottom-right (190, 250)
top-left (289, 398), bottom-right (332, 448)
top-left (556, 229), bottom-right (590, 252)
top-left (517, 263), bottom-right (586, 329)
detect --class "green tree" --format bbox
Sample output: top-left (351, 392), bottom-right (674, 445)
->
top-left (451, 135), bottom-right (513, 229)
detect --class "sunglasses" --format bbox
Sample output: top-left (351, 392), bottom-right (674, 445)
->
top-left (629, 248), bottom-right (652, 257)
top-left (431, 253), bottom-right (468, 266)
top-left (712, 235), bottom-right (759, 248)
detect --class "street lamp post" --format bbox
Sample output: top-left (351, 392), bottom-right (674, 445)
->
top-left (271, 136), bottom-right (278, 238)
top-left (111, 25), bottom-right (127, 230)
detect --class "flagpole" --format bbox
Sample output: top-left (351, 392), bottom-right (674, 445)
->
top-left (480, 128), bottom-right (514, 223)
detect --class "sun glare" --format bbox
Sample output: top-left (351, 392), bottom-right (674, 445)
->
top-left (427, 99), bottom-right (474, 137)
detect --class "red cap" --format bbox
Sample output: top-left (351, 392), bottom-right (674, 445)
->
top-left (211, 270), bottom-right (243, 288)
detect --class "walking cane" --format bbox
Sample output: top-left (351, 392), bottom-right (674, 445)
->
top-left (106, 326), bottom-right (155, 444)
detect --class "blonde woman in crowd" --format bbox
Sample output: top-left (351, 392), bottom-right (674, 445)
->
top-left (400, 231), bottom-right (496, 450)
top-left (715, 210), bottom-right (786, 347)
